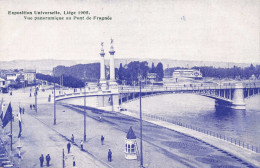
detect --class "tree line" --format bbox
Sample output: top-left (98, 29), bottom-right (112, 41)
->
top-left (165, 64), bottom-right (260, 79)
top-left (36, 73), bottom-right (84, 88)
top-left (117, 61), bottom-right (164, 85)
top-left (37, 62), bottom-right (260, 88)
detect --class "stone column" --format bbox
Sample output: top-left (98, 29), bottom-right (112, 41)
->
top-left (109, 39), bottom-right (118, 88)
top-left (100, 42), bottom-right (106, 90)
top-left (109, 45), bottom-right (115, 82)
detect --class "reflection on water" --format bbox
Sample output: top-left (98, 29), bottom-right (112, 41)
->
top-left (122, 94), bottom-right (260, 148)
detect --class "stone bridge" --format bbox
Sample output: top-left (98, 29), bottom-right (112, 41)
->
top-left (55, 82), bottom-right (260, 111)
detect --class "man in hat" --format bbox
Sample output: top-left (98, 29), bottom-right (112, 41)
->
top-left (80, 140), bottom-right (84, 151)
top-left (67, 142), bottom-right (71, 154)
top-left (39, 154), bottom-right (44, 167)
top-left (46, 154), bottom-right (51, 167)
top-left (71, 134), bottom-right (74, 144)
top-left (108, 149), bottom-right (112, 162)
top-left (101, 135), bottom-right (104, 145)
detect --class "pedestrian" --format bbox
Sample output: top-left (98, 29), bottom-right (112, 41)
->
top-left (30, 92), bottom-right (31, 97)
top-left (30, 104), bottom-right (32, 109)
top-left (67, 142), bottom-right (71, 154)
top-left (22, 107), bottom-right (25, 114)
top-left (39, 154), bottom-right (44, 167)
top-left (101, 135), bottom-right (104, 145)
top-left (71, 134), bottom-right (74, 143)
top-left (80, 140), bottom-right (83, 151)
top-left (73, 157), bottom-right (76, 167)
top-left (108, 149), bottom-right (112, 162)
top-left (46, 154), bottom-right (51, 167)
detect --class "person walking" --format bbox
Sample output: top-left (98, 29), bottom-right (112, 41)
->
top-left (101, 135), bottom-right (104, 145)
top-left (71, 134), bottom-right (74, 143)
top-left (67, 142), bottom-right (71, 154)
top-left (22, 107), bottom-right (25, 114)
top-left (80, 140), bottom-right (84, 151)
top-left (46, 154), bottom-right (51, 167)
top-left (30, 104), bottom-right (32, 109)
top-left (73, 157), bottom-right (76, 167)
top-left (108, 149), bottom-right (112, 162)
top-left (39, 154), bottom-right (44, 167)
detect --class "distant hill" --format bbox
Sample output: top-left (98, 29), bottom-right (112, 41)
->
top-left (0, 59), bottom-right (97, 74)
top-left (111, 58), bottom-right (254, 69)
top-left (0, 58), bottom-right (256, 74)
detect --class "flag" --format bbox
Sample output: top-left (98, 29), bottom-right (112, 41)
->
top-left (18, 109), bottom-right (22, 138)
top-left (2, 102), bottom-right (12, 128)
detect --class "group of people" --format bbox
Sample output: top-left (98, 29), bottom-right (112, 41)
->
top-left (38, 134), bottom-right (112, 167)
top-left (67, 134), bottom-right (112, 162)
top-left (19, 107), bottom-right (25, 114)
top-left (29, 104), bottom-right (36, 110)
top-left (39, 154), bottom-right (51, 167)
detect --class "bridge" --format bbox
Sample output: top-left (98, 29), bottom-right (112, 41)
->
top-left (55, 82), bottom-right (260, 111)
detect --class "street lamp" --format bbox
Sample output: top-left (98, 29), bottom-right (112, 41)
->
top-left (53, 68), bottom-right (56, 125)
top-left (138, 74), bottom-right (144, 168)
top-left (84, 71), bottom-right (86, 141)
top-left (34, 69), bottom-right (37, 113)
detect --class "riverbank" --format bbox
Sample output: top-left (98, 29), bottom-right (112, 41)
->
top-left (120, 110), bottom-right (260, 167)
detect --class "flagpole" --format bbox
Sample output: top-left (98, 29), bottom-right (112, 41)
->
top-left (10, 105), bottom-right (12, 151)
top-left (17, 104), bottom-right (22, 168)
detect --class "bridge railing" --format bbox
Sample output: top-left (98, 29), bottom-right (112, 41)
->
top-left (125, 110), bottom-right (259, 153)
top-left (119, 82), bottom-right (260, 93)
top-left (119, 84), bottom-right (236, 93)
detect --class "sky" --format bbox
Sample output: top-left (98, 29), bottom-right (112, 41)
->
top-left (0, 0), bottom-right (259, 63)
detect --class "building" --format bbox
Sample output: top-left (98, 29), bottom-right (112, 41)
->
top-left (0, 78), bottom-right (8, 93)
top-left (147, 73), bottom-right (157, 83)
top-left (23, 69), bottom-right (36, 84)
top-left (172, 69), bottom-right (202, 82)
top-left (6, 72), bottom-right (19, 81)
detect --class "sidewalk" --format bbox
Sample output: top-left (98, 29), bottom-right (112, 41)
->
top-left (1, 88), bottom-right (107, 168)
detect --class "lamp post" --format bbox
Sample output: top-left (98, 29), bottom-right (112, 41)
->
top-left (53, 68), bottom-right (56, 125)
top-left (138, 74), bottom-right (143, 167)
top-left (84, 71), bottom-right (86, 141)
top-left (35, 69), bottom-right (37, 113)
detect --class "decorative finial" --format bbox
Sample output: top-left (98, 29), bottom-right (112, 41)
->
top-left (110, 38), bottom-right (114, 51)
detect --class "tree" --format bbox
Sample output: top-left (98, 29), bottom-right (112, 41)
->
top-left (140, 61), bottom-right (149, 79)
top-left (118, 63), bottom-right (124, 80)
top-left (150, 62), bottom-right (156, 73)
top-left (156, 62), bottom-right (164, 81)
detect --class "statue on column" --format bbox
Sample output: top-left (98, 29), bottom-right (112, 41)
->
top-left (110, 38), bottom-right (114, 51)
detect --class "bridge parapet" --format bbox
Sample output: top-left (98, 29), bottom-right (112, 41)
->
top-left (119, 82), bottom-right (260, 109)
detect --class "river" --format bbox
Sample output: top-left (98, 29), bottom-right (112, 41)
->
top-left (121, 93), bottom-right (260, 148)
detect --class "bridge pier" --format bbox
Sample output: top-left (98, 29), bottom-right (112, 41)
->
top-left (231, 83), bottom-right (246, 109)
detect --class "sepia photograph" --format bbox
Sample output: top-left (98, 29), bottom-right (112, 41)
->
top-left (0, 0), bottom-right (259, 167)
